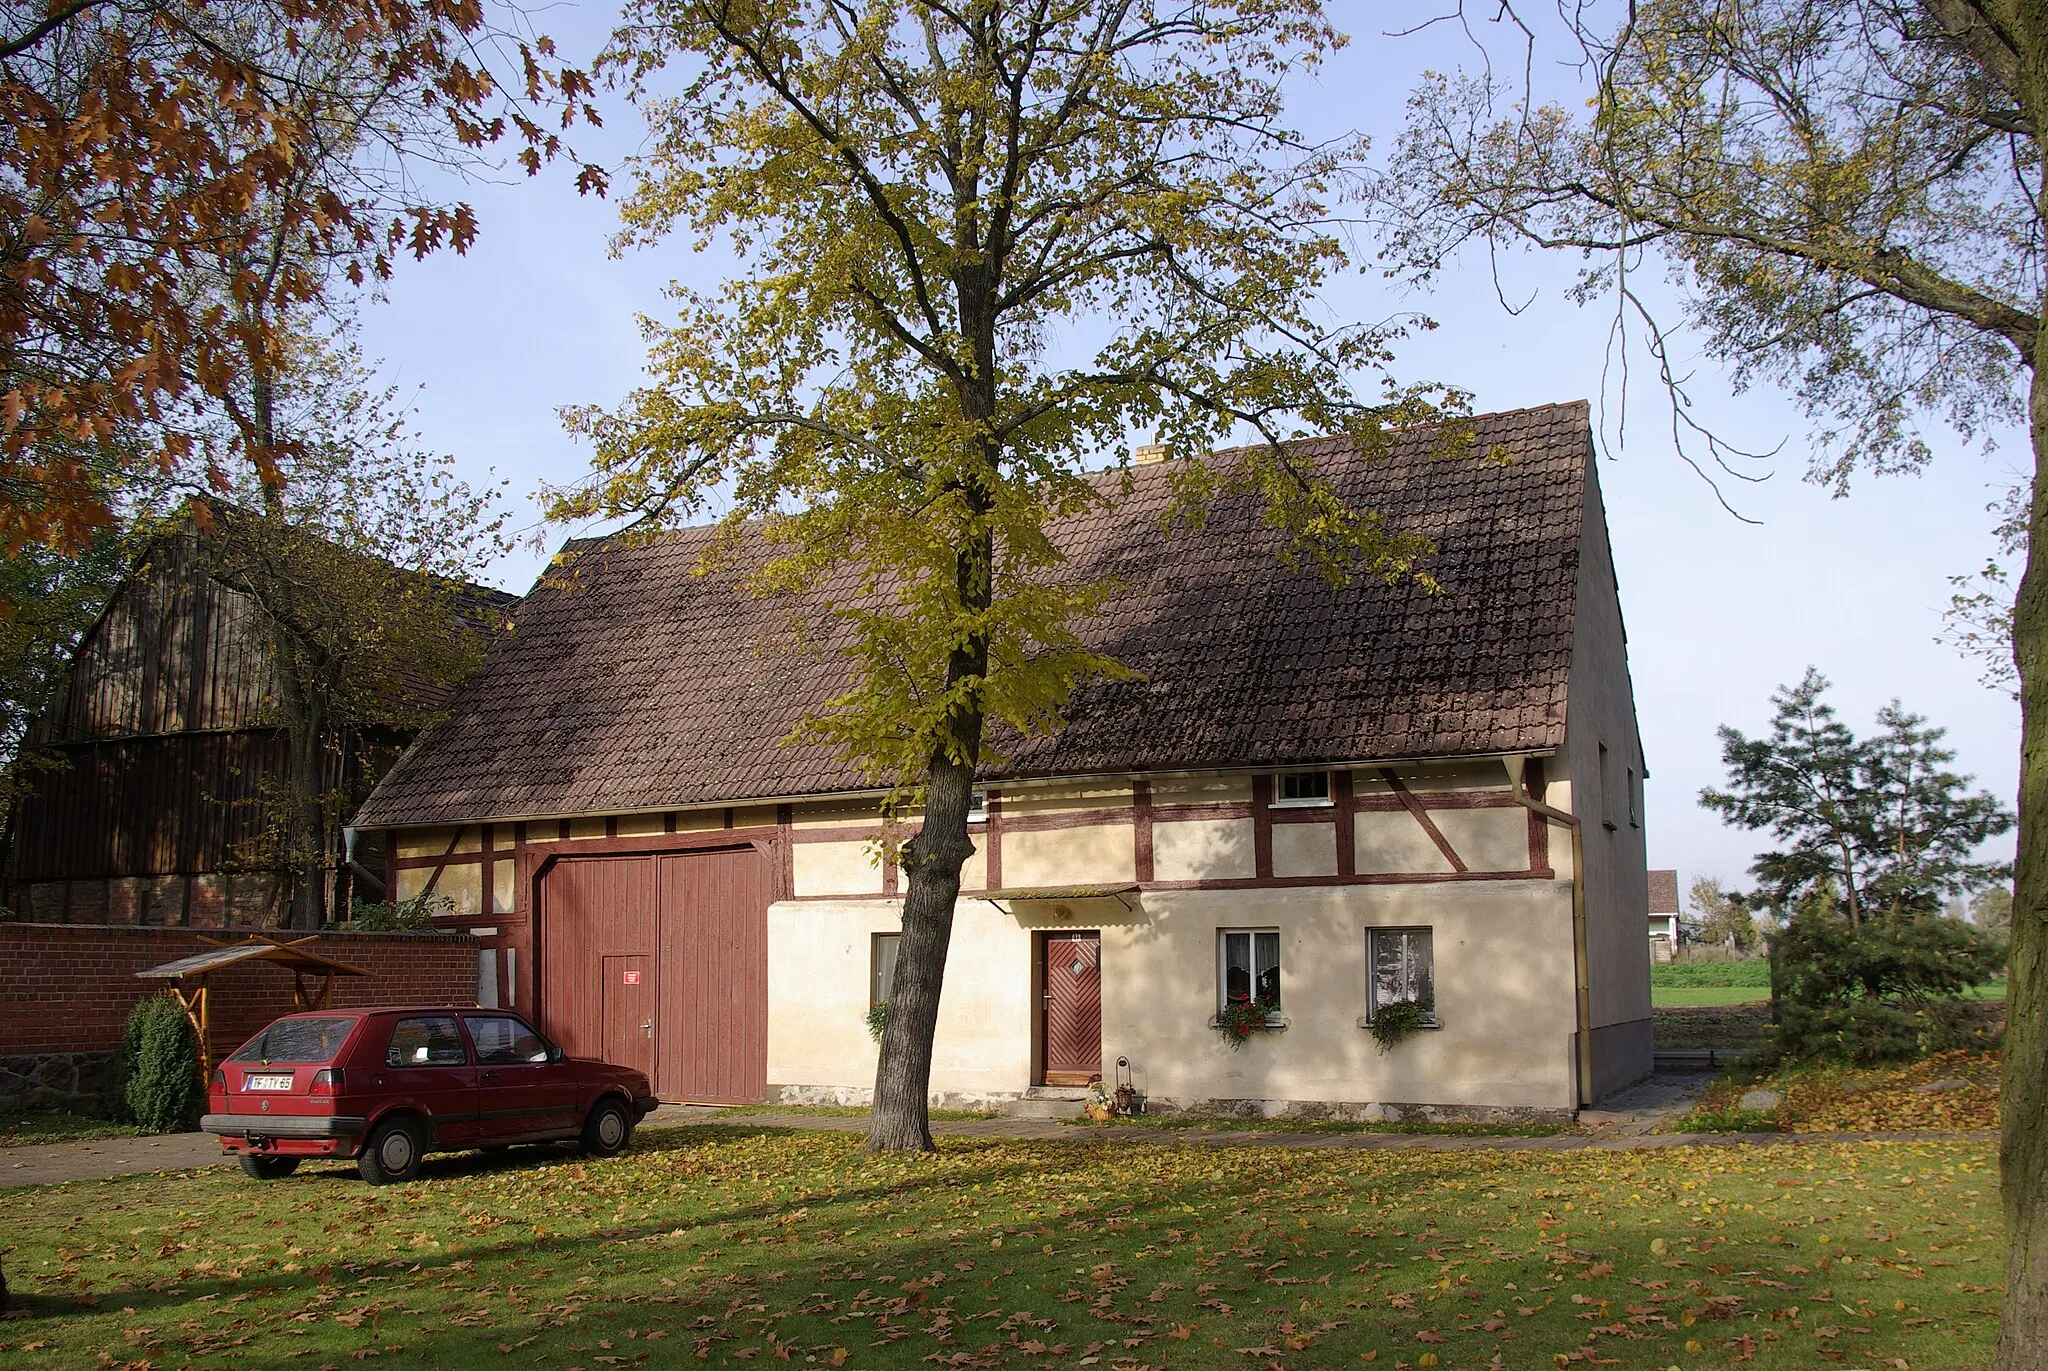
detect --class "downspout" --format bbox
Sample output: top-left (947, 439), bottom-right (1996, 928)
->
top-left (1504, 755), bottom-right (1594, 1110)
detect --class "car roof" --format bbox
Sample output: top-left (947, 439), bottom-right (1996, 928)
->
top-left (268, 1005), bottom-right (512, 1021)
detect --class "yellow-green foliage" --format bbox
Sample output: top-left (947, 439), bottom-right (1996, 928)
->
top-left (554, 1), bottom-right (1475, 795)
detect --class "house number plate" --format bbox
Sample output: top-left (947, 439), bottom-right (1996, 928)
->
top-left (247, 1074), bottom-right (293, 1091)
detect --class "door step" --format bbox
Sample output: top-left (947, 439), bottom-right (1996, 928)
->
top-left (998, 1085), bottom-right (1089, 1120)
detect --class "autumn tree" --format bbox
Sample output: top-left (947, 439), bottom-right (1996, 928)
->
top-left (199, 334), bottom-right (512, 930)
top-left (1378, 3), bottom-right (2048, 1355)
top-left (558, 0), bottom-right (1457, 1152)
top-left (1686, 875), bottom-right (1762, 954)
top-left (0, 0), bottom-right (599, 554)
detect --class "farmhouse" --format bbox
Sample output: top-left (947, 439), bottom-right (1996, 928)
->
top-left (354, 401), bottom-right (1652, 1119)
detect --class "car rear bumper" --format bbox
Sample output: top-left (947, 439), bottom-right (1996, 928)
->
top-left (632, 1095), bottom-right (659, 1118)
top-left (202, 1113), bottom-right (367, 1140)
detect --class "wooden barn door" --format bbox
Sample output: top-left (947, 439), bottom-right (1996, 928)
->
top-left (656, 848), bottom-right (771, 1103)
top-left (1041, 931), bottom-right (1101, 1086)
top-left (536, 856), bottom-right (655, 1065)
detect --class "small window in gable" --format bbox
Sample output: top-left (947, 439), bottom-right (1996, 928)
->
top-left (1273, 770), bottom-right (1332, 807)
top-left (1627, 766), bottom-right (1640, 829)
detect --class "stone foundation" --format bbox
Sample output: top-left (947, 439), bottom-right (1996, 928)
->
top-left (769, 1084), bottom-right (1031, 1112)
top-left (1140, 1095), bottom-right (1574, 1126)
top-left (0, 1050), bottom-right (117, 1115)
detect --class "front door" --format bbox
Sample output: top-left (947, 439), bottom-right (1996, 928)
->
top-left (1041, 932), bottom-right (1102, 1086)
top-left (602, 954), bottom-right (655, 1080)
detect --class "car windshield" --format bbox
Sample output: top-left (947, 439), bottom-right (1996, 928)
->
top-left (227, 1016), bottom-right (356, 1064)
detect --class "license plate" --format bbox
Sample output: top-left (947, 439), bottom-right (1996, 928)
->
top-left (246, 1073), bottom-right (294, 1091)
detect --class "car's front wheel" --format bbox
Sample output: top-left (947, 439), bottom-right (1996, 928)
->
top-left (358, 1117), bottom-right (426, 1185)
top-left (580, 1098), bottom-right (633, 1157)
top-left (238, 1154), bottom-right (301, 1180)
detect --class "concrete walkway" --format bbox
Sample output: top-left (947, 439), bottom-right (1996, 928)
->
top-left (3, 1130), bottom-right (228, 1189)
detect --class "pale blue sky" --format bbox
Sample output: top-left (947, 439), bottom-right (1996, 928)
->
top-left (355, 4), bottom-right (2022, 905)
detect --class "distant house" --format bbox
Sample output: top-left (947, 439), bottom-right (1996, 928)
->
top-left (356, 402), bottom-right (1653, 1118)
top-left (3, 522), bottom-right (514, 927)
top-left (1648, 868), bottom-right (1680, 962)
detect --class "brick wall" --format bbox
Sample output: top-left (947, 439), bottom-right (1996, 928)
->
top-left (0, 923), bottom-right (478, 1060)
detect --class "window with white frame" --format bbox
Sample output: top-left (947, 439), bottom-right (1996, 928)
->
top-left (871, 933), bottom-right (901, 1005)
top-left (1367, 928), bottom-right (1436, 1023)
top-left (1219, 929), bottom-right (1281, 1012)
top-left (967, 789), bottom-right (990, 825)
top-left (1273, 770), bottom-right (1331, 806)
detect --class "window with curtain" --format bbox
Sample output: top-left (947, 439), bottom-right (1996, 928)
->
top-left (1368, 928), bottom-right (1436, 1023)
top-left (1219, 929), bottom-right (1281, 1012)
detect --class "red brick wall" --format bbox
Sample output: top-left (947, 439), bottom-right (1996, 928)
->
top-left (0, 924), bottom-right (477, 1059)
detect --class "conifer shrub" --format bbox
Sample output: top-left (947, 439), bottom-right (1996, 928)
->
top-left (120, 992), bottom-right (205, 1133)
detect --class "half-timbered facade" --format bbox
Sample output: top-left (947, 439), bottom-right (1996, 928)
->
top-left (356, 402), bottom-right (1653, 1117)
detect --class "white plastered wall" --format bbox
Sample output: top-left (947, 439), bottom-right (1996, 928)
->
top-left (1562, 451), bottom-right (1655, 1100)
top-left (765, 879), bottom-right (1579, 1112)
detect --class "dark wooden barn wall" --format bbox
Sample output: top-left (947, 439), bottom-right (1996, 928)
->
top-left (38, 531), bottom-right (278, 743)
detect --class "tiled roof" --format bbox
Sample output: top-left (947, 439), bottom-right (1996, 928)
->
top-left (355, 402), bottom-right (1593, 827)
top-left (1648, 869), bottom-right (1681, 914)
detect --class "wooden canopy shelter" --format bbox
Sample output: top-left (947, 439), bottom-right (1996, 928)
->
top-left (135, 935), bottom-right (371, 1071)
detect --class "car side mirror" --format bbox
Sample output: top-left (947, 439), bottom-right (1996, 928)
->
top-left (547, 1044), bottom-right (564, 1064)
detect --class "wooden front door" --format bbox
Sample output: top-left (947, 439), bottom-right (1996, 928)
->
top-left (1041, 931), bottom-right (1102, 1086)
top-left (601, 954), bottom-right (654, 1080)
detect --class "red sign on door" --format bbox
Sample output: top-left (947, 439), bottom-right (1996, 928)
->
top-left (622, 969), bottom-right (641, 985)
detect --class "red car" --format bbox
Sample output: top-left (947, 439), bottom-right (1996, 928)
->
top-left (202, 1006), bottom-right (658, 1184)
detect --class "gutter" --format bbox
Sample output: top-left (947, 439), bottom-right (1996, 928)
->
top-left (1503, 754), bottom-right (1594, 1110)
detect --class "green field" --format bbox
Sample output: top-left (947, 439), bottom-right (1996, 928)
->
top-left (1651, 985), bottom-right (1770, 1007)
top-left (0, 1126), bottom-right (2006, 1369)
top-left (1651, 979), bottom-right (2008, 1008)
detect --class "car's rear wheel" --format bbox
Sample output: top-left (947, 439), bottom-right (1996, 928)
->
top-left (358, 1117), bottom-right (426, 1185)
top-left (580, 1098), bottom-right (633, 1157)
top-left (238, 1154), bottom-right (301, 1180)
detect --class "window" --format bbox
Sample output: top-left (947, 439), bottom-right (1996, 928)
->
top-left (385, 1015), bottom-right (467, 1067)
top-left (1274, 771), bottom-right (1331, 806)
top-left (871, 932), bottom-right (901, 1005)
top-left (1219, 929), bottom-right (1281, 1011)
top-left (1367, 928), bottom-right (1436, 1023)
top-left (1598, 743), bottom-right (1617, 830)
top-left (967, 789), bottom-right (990, 825)
top-left (465, 1015), bottom-right (551, 1065)
top-left (1626, 766), bottom-right (1640, 829)
top-left (227, 1017), bottom-right (355, 1064)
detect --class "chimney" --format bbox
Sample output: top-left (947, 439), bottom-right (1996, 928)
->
top-left (1132, 433), bottom-right (1168, 465)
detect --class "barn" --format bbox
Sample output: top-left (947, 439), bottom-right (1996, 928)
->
top-left (4, 519), bottom-right (514, 928)
top-left (355, 402), bottom-right (1654, 1117)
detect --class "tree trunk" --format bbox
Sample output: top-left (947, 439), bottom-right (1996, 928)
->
top-left (867, 524), bottom-right (994, 1153)
top-left (1998, 315), bottom-right (2048, 1368)
top-left (278, 664), bottom-right (328, 932)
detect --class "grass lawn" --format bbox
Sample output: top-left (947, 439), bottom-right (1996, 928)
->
top-left (1652, 986), bottom-right (1770, 1008)
top-left (0, 1113), bottom-right (145, 1148)
top-left (0, 1126), bottom-right (2006, 1369)
top-left (1650, 982), bottom-right (2008, 1009)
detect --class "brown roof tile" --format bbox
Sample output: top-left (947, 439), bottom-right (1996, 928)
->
top-left (355, 402), bottom-right (1592, 827)
top-left (1648, 869), bottom-right (1680, 914)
